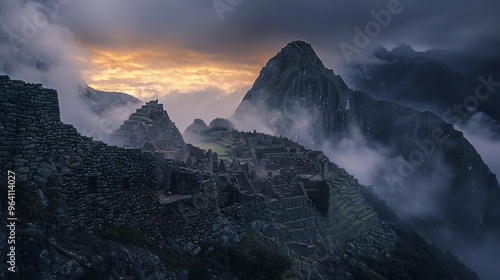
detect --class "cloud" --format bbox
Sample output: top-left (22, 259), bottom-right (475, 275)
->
top-left (6, 1), bottom-right (495, 132)
top-left (320, 127), bottom-right (452, 219)
top-left (160, 87), bottom-right (247, 132)
top-left (83, 47), bottom-right (258, 99)
top-left (458, 113), bottom-right (500, 178)
top-left (0, 1), bottom-right (93, 127)
top-left (322, 128), bottom-right (391, 186)
top-left (0, 1), bottom-right (140, 141)
top-left (51, 0), bottom-right (500, 74)
top-left (316, 121), bottom-right (499, 280)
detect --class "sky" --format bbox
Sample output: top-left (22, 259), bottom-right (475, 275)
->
top-left (1, 0), bottom-right (500, 130)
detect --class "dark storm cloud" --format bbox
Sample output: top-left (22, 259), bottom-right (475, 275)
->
top-left (54, 0), bottom-right (500, 70)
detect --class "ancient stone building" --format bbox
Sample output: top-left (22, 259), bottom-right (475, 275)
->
top-left (109, 99), bottom-right (188, 161)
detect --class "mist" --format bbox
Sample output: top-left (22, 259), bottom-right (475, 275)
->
top-left (451, 114), bottom-right (500, 280)
top-left (318, 126), bottom-right (452, 219)
top-left (234, 101), bottom-right (500, 279)
top-left (0, 1), bottom-right (140, 142)
top-left (318, 122), bottom-right (500, 280)
top-left (161, 87), bottom-right (247, 133)
top-left (321, 126), bottom-right (499, 280)
top-left (458, 113), bottom-right (500, 179)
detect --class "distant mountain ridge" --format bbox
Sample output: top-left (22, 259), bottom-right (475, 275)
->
top-left (348, 45), bottom-right (500, 124)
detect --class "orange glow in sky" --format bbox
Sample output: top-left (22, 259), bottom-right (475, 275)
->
top-left (82, 47), bottom-right (264, 100)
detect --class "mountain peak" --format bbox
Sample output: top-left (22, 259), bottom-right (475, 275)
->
top-left (249, 41), bottom-right (333, 94)
top-left (274, 40), bottom-right (325, 70)
top-left (234, 41), bottom-right (352, 141)
top-left (283, 40), bottom-right (315, 55)
top-left (390, 43), bottom-right (417, 56)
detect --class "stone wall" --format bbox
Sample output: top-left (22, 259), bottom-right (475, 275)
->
top-left (214, 173), bottom-right (272, 238)
top-left (1, 76), bottom-right (158, 229)
top-left (0, 76), bottom-right (224, 254)
top-left (153, 179), bottom-right (222, 253)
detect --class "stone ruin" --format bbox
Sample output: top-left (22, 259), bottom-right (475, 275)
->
top-left (0, 75), bottom-right (386, 278)
top-left (109, 99), bottom-right (188, 161)
top-left (184, 129), bottom-right (378, 246)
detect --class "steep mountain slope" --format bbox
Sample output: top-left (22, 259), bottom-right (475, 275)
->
top-left (233, 41), bottom-right (500, 259)
top-left (348, 46), bottom-right (500, 124)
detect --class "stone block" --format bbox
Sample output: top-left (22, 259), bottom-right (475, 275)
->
top-left (183, 242), bottom-right (194, 252)
top-left (192, 247), bottom-right (202, 255)
top-left (211, 223), bottom-right (221, 232)
top-left (33, 175), bottom-right (47, 184)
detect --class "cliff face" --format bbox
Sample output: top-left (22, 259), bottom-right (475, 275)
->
top-left (233, 41), bottom-right (500, 247)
